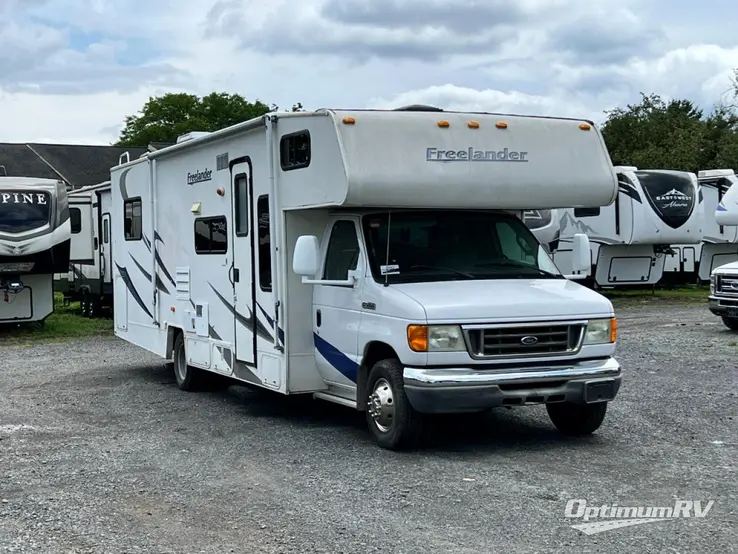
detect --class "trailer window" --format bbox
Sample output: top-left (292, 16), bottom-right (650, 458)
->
top-left (194, 216), bottom-right (227, 254)
top-left (124, 198), bottom-right (142, 240)
top-left (323, 220), bottom-right (360, 281)
top-left (257, 195), bottom-right (272, 291)
top-left (280, 130), bottom-right (311, 171)
top-left (103, 218), bottom-right (109, 243)
top-left (574, 207), bottom-right (600, 217)
top-left (70, 208), bottom-right (82, 234)
top-left (234, 173), bottom-right (248, 236)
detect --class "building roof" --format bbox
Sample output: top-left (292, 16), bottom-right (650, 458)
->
top-left (0, 142), bottom-right (149, 189)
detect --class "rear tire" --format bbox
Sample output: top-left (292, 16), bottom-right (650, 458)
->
top-left (721, 316), bottom-right (738, 331)
top-left (365, 358), bottom-right (424, 450)
top-left (547, 401), bottom-right (608, 436)
top-left (172, 333), bottom-right (204, 391)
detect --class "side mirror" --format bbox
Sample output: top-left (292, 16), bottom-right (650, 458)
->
top-left (292, 235), bottom-right (320, 277)
top-left (570, 233), bottom-right (591, 273)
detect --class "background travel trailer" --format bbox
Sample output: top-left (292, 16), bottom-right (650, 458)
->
top-left (553, 166), bottom-right (703, 288)
top-left (110, 107), bottom-right (622, 450)
top-left (0, 177), bottom-right (71, 324)
top-left (54, 181), bottom-right (113, 317)
top-left (662, 169), bottom-right (738, 283)
top-left (523, 209), bottom-right (560, 253)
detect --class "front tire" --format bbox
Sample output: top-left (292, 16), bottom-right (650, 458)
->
top-left (721, 316), bottom-right (738, 331)
top-left (365, 358), bottom-right (424, 450)
top-left (172, 333), bottom-right (203, 391)
top-left (547, 401), bottom-right (608, 436)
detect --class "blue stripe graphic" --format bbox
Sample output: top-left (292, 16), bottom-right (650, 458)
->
top-left (313, 333), bottom-right (359, 383)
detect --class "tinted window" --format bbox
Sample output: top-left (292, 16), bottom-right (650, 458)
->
top-left (0, 190), bottom-right (51, 233)
top-left (574, 207), bottom-right (600, 217)
top-left (234, 174), bottom-right (248, 236)
top-left (194, 216), bottom-right (227, 254)
top-left (70, 207), bottom-right (82, 234)
top-left (323, 220), bottom-right (360, 280)
top-left (124, 198), bottom-right (142, 240)
top-left (103, 218), bottom-right (109, 243)
top-left (362, 210), bottom-right (560, 283)
top-left (280, 131), bottom-right (311, 170)
top-left (257, 196), bottom-right (272, 291)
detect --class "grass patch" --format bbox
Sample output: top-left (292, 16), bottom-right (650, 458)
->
top-left (0, 293), bottom-right (113, 344)
top-left (600, 284), bottom-right (708, 305)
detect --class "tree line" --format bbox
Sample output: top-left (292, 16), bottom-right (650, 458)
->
top-left (116, 74), bottom-right (738, 172)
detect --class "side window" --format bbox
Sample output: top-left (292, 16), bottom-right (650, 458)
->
top-left (194, 216), bottom-right (227, 254)
top-left (279, 130), bottom-right (311, 171)
top-left (70, 208), bottom-right (81, 234)
top-left (124, 198), bottom-right (142, 240)
top-left (323, 220), bottom-right (360, 280)
top-left (574, 207), bottom-right (600, 217)
top-left (103, 218), bottom-right (109, 244)
top-left (257, 195), bottom-right (272, 291)
top-left (234, 174), bottom-right (248, 236)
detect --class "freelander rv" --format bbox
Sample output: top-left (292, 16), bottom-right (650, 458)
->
top-left (54, 181), bottom-right (114, 317)
top-left (0, 177), bottom-right (71, 324)
top-left (110, 107), bottom-right (622, 450)
top-left (553, 166), bottom-right (702, 287)
top-left (707, 175), bottom-right (738, 329)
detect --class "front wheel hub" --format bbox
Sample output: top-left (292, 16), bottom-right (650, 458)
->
top-left (367, 378), bottom-right (395, 432)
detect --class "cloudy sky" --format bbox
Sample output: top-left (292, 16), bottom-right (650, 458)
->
top-left (2, 0), bottom-right (738, 145)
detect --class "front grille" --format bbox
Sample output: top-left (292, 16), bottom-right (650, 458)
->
top-left (464, 322), bottom-right (585, 359)
top-left (716, 275), bottom-right (738, 297)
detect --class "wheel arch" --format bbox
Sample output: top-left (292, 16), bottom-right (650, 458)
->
top-left (356, 340), bottom-right (400, 412)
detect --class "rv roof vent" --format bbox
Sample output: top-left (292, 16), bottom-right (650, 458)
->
top-left (176, 131), bottom-right (211, 143)
top-left (615, 165), bottom-right (639, 172)
top-left (0, 165), bottom-right (6, 176)
top-left (393, 104), bottom-right (444, 112)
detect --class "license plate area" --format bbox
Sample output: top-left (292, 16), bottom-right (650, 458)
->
top-left (584, 380), bottom-right (616, 403)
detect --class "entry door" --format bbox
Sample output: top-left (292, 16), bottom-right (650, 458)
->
top-left (312, 218), bottom-right (365, 387)
top-left (231, 160), bottom-right (256, 365)
top-left (101, 213), bottom-right (111, 283)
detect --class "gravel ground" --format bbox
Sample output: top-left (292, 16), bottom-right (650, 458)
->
top-left (1, 300), bottom-right (736, 553)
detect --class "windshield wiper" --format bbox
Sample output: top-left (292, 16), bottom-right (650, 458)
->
top-left (408, 264), bottom-right (476, 278)
top-left (475, 260), bottom-right (563, 278)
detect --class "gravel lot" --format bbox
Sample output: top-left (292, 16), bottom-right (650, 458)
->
top-left (1, 299), bottom-right (736, 553)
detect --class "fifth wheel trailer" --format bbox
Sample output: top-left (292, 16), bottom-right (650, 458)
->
top-left (553, 166), bottom-right (703, 287)
top-left (0, 177), bottom-right (71, 324)
top-left (110, 106), bottom-right (622, 450)
top-left (54, 181), bottom-right (113, 317)
top-left (662, 169), bottom-right (738, 283)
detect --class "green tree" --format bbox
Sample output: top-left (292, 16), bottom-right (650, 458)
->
top-left (600, 93), bottom-right (706, 172)
top-left (115, 92), bottom-right (304, 147)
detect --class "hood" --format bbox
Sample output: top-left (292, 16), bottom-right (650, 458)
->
top-left (393, 278), bottom-right (613, 322)
top-left (713, 261), bottom-right (738, 274)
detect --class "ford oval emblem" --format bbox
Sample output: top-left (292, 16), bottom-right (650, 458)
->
top-left (521, 335), bottom-right (538, 346)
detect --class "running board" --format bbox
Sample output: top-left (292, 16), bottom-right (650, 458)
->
top-left (313, 391), bottom-right (357, 409)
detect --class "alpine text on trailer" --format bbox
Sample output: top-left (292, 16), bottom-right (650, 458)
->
top-left (0, 177), bottom-right (71, 324)
top-left (553, 166), bottom-right (703, 288)
top-left (110, 106), bottom-right (623, 450)
top-left (54, 181), bottom-right (114, 317)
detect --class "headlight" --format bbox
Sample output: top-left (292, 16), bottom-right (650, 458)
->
top-left (583, 318), bottom-right (616, 345)
top-left (407, 324), bottom-right (466, 352)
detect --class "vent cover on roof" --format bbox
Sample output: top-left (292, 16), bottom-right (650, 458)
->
top-left (393, 104), bottom-right (444, 112)
top-left (176, 131), bottom-right (211, 143)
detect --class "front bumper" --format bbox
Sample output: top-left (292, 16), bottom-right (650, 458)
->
top-left (403, 357), bottom-right (622, 414)
top-left (708, 296), bottom-right (738, 318)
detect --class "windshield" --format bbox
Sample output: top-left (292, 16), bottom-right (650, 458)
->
top-left (361, 210), bottom-right (562, 284)
top-left (0, 190), bottom-right (51, 233)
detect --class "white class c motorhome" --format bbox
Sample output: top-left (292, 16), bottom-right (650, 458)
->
top-left (707, 176), bottom-right (738, 329)
top-left (54, 181), bottom-right (114, 317)
top-left (110, 106), bottom-right (622, 450)
top-left (553, 166), bottom-right (702, 288)
top-left (663, 169), bottom-right (738, 284)
top-left (0, 176), bottom-right (71, 324)
top-left (523, 209), bottom-right (560, 254)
